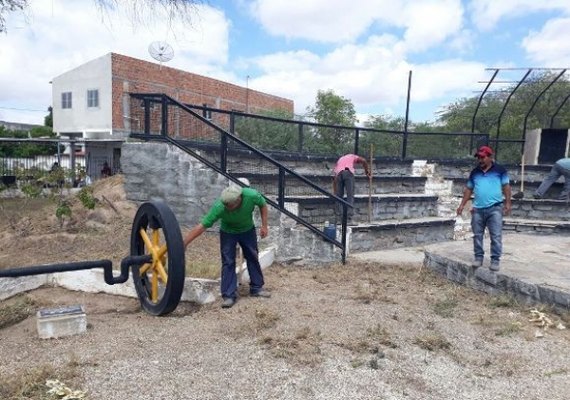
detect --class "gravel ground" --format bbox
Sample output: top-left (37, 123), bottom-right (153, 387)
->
top-left (1, 176), bottom-right (570, 399)
top-left (1, 261), bottom-right (570, 400)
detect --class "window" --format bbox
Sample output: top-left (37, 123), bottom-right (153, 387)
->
top-left (87, 89), bottom-right (99, 108)
top-left (61, 92), bottom-right (72, 109)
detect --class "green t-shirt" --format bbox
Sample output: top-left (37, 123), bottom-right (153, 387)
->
top-left (201, 187), bottom-right (267, 234)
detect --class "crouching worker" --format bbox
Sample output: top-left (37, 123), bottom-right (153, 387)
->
top-left (183, 185), bottom-right (270, 308)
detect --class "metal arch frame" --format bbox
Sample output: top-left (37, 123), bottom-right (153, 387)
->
top-left (493, 69), bottom-right (532, 157)
top-left (550, 92), bottom-right (570, 128)
top-left (473, 67), bottom-right (570, 159)
top-left (521, 69), bottom-right (567, 152)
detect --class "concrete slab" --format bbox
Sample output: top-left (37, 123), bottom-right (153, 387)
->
top-left (37, 305), bottom-right (87, 339)
top-left (423, 234), bottom-right (570, 309)
top-left (351, 246), bottom-right (425, 266)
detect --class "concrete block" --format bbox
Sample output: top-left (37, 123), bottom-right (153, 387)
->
top-left (37, 305), bottom-right (87, 339)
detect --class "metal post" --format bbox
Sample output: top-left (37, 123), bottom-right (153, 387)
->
top-left (161, 95), bottom-right (168, 136)
top-left (354, 128), bottom-right (360, 155)
top-left (298, 123), bottom-right (304, 153)
top-left (402, 70), bottom-right (412, 160)
top-left (278, 167), bottom-right (285, 208)
top-left (144, 99), bottom-right (151, 135)
top-left (70, 141), bottom-right (76, 185)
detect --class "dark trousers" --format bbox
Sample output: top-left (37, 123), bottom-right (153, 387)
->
top-left (335, 169), bottom-right (355, 219)
top-left (220, 228), bottom-right (264, 299)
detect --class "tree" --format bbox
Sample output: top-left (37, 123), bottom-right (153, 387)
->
top-left (44, 106), bottom-right (53, 128)
top-left (0, 0), bottom-right (27, 33)
top-left (436, 71), bottom-right (570, 162)
top-left (1, 0), bottom-right (200, 33)
top-left (305, 89), bottom-right (357, 154)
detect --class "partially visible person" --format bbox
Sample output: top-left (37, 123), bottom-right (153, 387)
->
top-left (183, 185), bottom-right (270, 308)
top-left (101, 162), bottom-right (112, 178)
top-left (456, 146), bottom-right (512, 272)
top-left (49, 161), bottom-right (64, 187)
top-left (533, 157), bottom-right (570, 201)
top-left (333, 154), bottom-right (371, 221)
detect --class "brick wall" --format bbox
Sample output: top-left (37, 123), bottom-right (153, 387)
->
top-left (111, 53), bottom-right (294, 131)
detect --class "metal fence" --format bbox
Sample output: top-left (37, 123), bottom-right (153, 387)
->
top-left (129, 93), bottom-right (352, 262)
top-left (0, 139), bottom-right (113, 188)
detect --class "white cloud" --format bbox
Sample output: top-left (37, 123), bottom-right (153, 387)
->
top-left (248, 34), bottom-right (486, 117)
top-left (249, 0), bottom-right (465, 51)
top-left (401, 0), bottom-right (464, 52)
top-left (0, 0), bottom-right (231, 124)
top-left (469, 0), bottom-right (570, 31)
top-left (522, 17), bottom-right (570, 66)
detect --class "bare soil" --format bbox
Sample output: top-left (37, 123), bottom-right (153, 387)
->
top-left (1, 177), bottom-right (570, 400)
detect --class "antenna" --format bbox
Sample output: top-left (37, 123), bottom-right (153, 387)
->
top-left (148, 41), bottom-right (174, 69)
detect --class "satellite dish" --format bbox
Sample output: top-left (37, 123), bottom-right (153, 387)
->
top-left (148, 41), bottom-right (174, 68)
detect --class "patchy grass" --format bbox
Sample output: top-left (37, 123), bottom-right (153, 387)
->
top-left (0, 358), bottom-right (83, 400)
top-left (0, 294), bottom-right (36, 330)
top-left (254, 307), bottom-right (280, 330)
top-left (185, 261), bottom-right (219, 280)
top-left (433, 296), bottom-right (459, 318)
top-left (260, 327), bottom-right (323, 366)
top-left (488, 294), bottom-right (519, 308)
top-left (495, 321), bottom-right (523, 337)
top-left (413, 333), bottom-right (452, 351)
top-left (366, 324), bottom-right (398, 348)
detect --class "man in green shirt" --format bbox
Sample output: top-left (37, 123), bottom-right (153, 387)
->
top-left (184, 185), bottom-right (270, 308)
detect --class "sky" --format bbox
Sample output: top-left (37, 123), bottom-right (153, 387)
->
top-left (1, 0), bottom-right (570, 126)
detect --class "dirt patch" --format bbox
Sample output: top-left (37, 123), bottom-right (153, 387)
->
top-left (0, 175), bottom-right (220, 277)
top-left (1, 178), bottom-right (570, 399)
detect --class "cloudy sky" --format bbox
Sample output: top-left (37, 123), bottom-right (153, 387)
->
top-left (1, 0), bottom-right (570, 125)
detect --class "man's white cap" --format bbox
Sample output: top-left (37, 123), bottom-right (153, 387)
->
top-left (221, 185), bottom-right (242, 204)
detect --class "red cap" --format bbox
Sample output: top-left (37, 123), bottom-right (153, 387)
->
top-left (474, 145), bottom-right (493, 157)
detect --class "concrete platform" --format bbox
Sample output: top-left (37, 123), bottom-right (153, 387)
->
top-left (352, 234), bottom-right (570, 309)
top-left (423, 234), bottom-right (570, 309)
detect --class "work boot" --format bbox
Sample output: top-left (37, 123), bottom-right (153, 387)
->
top-left (250, 289), bottom-right (271, 298)
top-left (533, 193), bottom-right (542, 199)
top-left (221, 297), bottom-right (236, 308)
top-left (490, 261), bottom-right (500, 272)
top-left (472, 258), bottom-right (483, 268)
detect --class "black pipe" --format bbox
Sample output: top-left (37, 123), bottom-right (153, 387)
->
top-left (0, 255), bottom-right (152, 286)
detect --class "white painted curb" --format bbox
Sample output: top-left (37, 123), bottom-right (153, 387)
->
top-left (0, 247), bottom-right (276, 305)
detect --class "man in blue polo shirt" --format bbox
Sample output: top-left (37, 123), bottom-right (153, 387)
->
top-left (456, 146), bottom-right (512, 272)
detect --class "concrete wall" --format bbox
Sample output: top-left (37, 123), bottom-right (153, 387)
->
top-left (122, 142), bottom-right (340, 264)
top-left (52, 54), bottom-right (112, 136)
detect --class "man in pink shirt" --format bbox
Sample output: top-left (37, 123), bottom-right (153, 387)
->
top-left (333, 154), bottom-right (371, 221)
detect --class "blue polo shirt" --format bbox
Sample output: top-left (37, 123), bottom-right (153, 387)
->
top-left (466, 162), bottom-right (510, 209)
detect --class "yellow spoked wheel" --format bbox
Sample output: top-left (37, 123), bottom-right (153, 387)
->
top-left (131, 201), bottom-right (185, 315)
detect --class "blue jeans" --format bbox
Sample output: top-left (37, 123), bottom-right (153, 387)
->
top-left (535, 161), bottom-right (570, 199)
top-left (220, 228), bottom-right (264, 299)
top-left (471, 204), bottom-right (503, 262)
top-left (335, 169), bottom-right (355, 219)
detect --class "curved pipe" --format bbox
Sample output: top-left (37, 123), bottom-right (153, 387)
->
top-left (0, 255), bottom-right (152, 285)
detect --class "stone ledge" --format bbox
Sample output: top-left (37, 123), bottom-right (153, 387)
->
top-left (0, 247), bottom-right (276, 305)
top-left (424, 250), bottom-right (570, 309)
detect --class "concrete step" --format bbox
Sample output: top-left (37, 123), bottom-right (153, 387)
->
top-left (283, 193), bottom-right (439, 224)
top-left (423, 234), bottom-right (570, 309)
top-left (451, 177), bottom-right (565, 199)
top-left (238, 173), bottom-right (427, 197)
top-left (503, 218), bottom-right (570, 235)
top-left (348, 217), bottom-right (455, 252)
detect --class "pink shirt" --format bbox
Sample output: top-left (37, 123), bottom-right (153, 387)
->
top-left (334, 154), bottom-right (360, 175)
